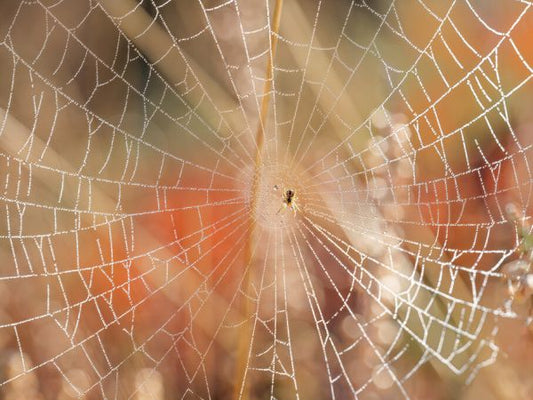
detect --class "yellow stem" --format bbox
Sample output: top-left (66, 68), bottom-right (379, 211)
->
top-left (233, 1), bottom-right (284, 399)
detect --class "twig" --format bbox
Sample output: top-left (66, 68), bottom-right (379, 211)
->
top-left (233, 1), bottom-right (284, 399)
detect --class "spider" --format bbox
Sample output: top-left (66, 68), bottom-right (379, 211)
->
top-left (277, 188), bottom-right (300, 214)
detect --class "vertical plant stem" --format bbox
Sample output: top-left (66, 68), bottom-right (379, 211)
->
top-left (233, 1), bottom-right (284, 399)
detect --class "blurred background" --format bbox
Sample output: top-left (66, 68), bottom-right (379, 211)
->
top-left (0, 0), bottom-right (531, 399)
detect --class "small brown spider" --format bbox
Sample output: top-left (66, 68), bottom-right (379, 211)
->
top-left (277, 188), bottom-right (299, 214)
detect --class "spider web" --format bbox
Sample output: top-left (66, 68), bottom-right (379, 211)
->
top-left (0, 0), bottom-right (532, 399)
